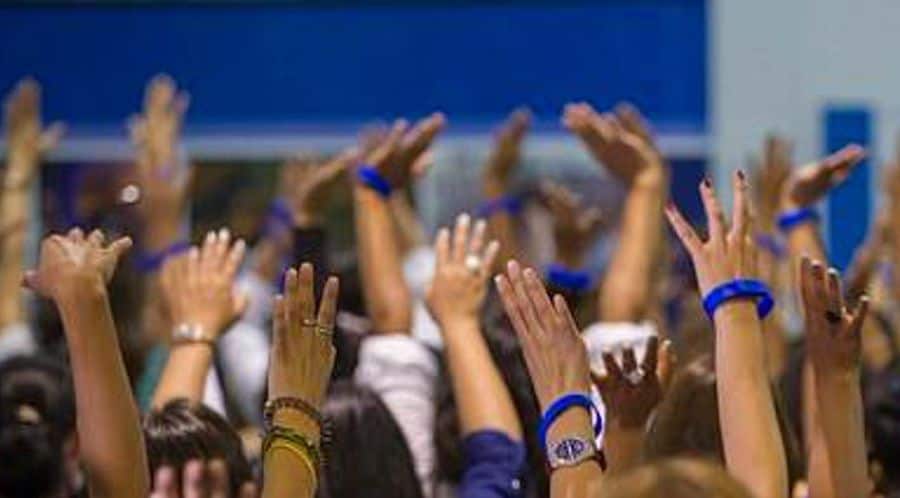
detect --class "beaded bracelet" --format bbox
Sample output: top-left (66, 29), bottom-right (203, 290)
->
top-left (264, 397), bottom-right (324, 431)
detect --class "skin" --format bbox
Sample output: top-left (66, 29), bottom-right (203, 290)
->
top-left (540, 181), bottom-right (604, 270)
top-left (665, 172), bottom-right (788, 498)
top-left (25, 229), bottom-right (148, 498)
top-left (563, 102), bottom-right (667, 323)
top-left (263, 263), bottom-right (339, 498)
top-left (0, 78), bottom-right (64, 328)
top-left (425, 214), bottom-right (520, 437)
top-left (150, 460), bottom-right (258, 498)
top-left (495, 261), bottom-right (603, 497)
top-left (151, 229), bottom-right (247, 408)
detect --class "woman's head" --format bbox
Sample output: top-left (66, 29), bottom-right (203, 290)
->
top-left (603, 457), bottom-right (752, 498)
top-left (143, 399), bottom-right (252, 494)
top-left (318, 380), bottom-right (423, 498)
top-left (0, 355), bottom-right (77, 498)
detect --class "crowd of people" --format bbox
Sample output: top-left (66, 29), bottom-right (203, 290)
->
top-left (0, 74), bottom-right (898, 498)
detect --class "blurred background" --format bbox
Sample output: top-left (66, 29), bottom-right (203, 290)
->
top-left (1, 0), bottom-right (899, 269)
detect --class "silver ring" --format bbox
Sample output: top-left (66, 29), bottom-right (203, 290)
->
top-left (464, 254), bottom-right (482, 273)
top-left (301, 317), bottom-right (317, 327)
top-left (624, 368), bottom-right (645, 386)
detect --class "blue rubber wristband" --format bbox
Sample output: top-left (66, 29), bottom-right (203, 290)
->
top-left (356, 165), bottom-right (393, 198)
top-left (777, 208), bottom-right (819, 233)
top-left (545, 264), bottom-right (593, 292)
top-left (136, 240), bottom-right (192, 273)
top-left (476, 194), bottom-right (524, 218)
top-left (538, 393), bottom-right (603, 451)
top-left (702, 278), bottom-right (775, 320)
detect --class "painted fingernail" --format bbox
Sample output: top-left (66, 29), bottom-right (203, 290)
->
top-left (736, 169), bottom-right (745, 181)
top-left (665, 200), bottom-right (676, 210)
top-left (702, 177), bottom-right (712, 188)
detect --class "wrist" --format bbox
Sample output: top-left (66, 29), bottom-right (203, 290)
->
top-left (815, 365), bottom-right (862, 385)
top-left (437, 314), bottom-right (480, 335)
top-left (142, 221), bottom-right (183, 252)
top-left (711, 299), bottom-right (759, 325)
top-left (483, 177), bottom-right (509, 199)
top-left (631, 166), bottom-right (667, 191)
top-left (272, 409), bottom-right (321, 444)
top-left (54, 275), bottom-right (108, 309)
top-left (546, 408), bottom-right (593, 444)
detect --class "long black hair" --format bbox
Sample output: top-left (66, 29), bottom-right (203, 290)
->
top-left (0, 355), bottom-right (75, 498)
top-left (319, 380), bottom-right (424, 498)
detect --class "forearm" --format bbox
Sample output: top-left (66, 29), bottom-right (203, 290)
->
top-left (603, 425), bottom-right (644, 474)
top-left (443, 319), bottom-right (522, 439)
top-left (262, 410), bottom-right (320, 498)
top-left (484, 180), bottom-right (523, 270)
top-left (814, 371), bottom-right (870, 498)
top-left (57, 284), bottom-right (149, 498)
top-left (714, 303), bottom-right (788, 498)
top-left (600, 179), bottom-right (665, 322)
top-left (151, 344), bottom-right (214, 409)
top-left (353, 185), bottom-right (412, 332)
top-left (389, 193), bottom-right (425, 256)
top-left (0, 185), bottom-right (31, 326)
top-left (806, 362), bottom-right (836, 498)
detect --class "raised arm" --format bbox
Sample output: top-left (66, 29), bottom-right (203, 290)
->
top-left (354, 114), bottom-right (444, 332)
top-left (425, 214), bottom-right (525, 497)
top-left (151, 229), bottom-right (247, 408)
top-left (0, 79), bottom-right (63, 328)
top-left (482, 109), bottom-right (531, 269)
top-left (262, 264), bottom-right (338, 498)
top-left (799, 258), bottom-right (872, 498)
top-left (495, 261), bottom-right (603, 498)
top-left (24, 230), bottom-right (148, 498)
top-left (563, 103), bottom-right (667, 323)
top-left (665, 172), bottom-right (788, 498)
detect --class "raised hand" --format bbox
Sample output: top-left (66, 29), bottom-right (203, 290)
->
top-left (268, 263), bottom-right (338, 408)
top-left (3, 78), bottom-right (65, 187)
top-left (150, 460), bottom-right (258, 498)
top-left (425, 214), bottom-right (499, 327)
top-left (128, 75), bottom-right (191, 222)
top-left (782, 144), bottom-right (865, 209)
top-left (591, 336), bottom-right (673, 429)
top-left (362, 113), bottom-right (445, 190)
top-left (800, 257), bottom-right (868, 374)
top-left (281, 148), bottom-right (356, 227)
top-left (24, 228), bottom-right (132, 299)
top-left (495, 261), bottom-right (591, 409)
top-left (541, 181), bottom-right (604, 268)
top-left (483, 108), bottom-right (531, 197)
top-left (563, 102), bottom-right (664, 187)
top-left (160, 229), bottom-right (248, 339)
top-left (664, 173), bottom-right (756, 297)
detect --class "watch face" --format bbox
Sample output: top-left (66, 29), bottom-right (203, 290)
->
top-left (554, 438), bottom-right (588, 461)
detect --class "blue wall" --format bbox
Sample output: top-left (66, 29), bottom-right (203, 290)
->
top-left (0, 2), bottom-right (706, 132)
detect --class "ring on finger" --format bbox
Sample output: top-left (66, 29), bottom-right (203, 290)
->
top-left (315, 324), bottom-right (334, 338)
top-left (624, 368), bottom-right (645, 386)
top-left (464, 254), bottom-right (482, 273)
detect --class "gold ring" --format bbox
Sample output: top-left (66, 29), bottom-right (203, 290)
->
top-left (315, 325), bottom-right (334, 337)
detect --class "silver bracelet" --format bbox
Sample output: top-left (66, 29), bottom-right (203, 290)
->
top-left (172, 323), bottom-right (215, 346)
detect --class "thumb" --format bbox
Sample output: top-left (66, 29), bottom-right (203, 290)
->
top-left (108, 236), bottom-right (134, 258)
top-left (22, 270), bottom-right (43, 293)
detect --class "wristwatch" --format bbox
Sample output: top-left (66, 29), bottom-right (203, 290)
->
top-left (172, 323), bottom-right (215, 346)
top-left (546, 435), bottom-right (598, 470)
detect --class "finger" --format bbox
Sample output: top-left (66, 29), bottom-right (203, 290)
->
top-left (657, 339), bottom-right (675, 389)
top-left (506, 260), bottom-right (545, 340)
top-left (622, 348), bottom-right (638, 374)
top-left (207, 460), bottom-right (229, 498)
top-left (87, 229), bottom-right (105, 248)
top-left (495, 274), bottom-right (537, 354)
top-left (553, 294), bottom-right (582, 339)
top-left (39, 121), bottom-right (66, 152)
top-left (469, 219), bottom-right (487, 256)
top-left (201, 230), bottom-right (217, 274)
top-left (316, 276), bottom-right (340, 331)
top-left (826, 267), bottom-right (845, 315)
top-left (614, 102), bottom-right (654, 145)
top-left (642, 336), bottom-right (659, 375)
top-left (181, 459), bottom-right (207, 498)
top-left (799, 256), bottom-right (816, 309)
top-left (602, 351), bottom-right (624, 380)
top-left (283, 268), bottom-right (299, 331)
top-left (223, 239), bottom-right (247, 281)
top-left (152, 466), bottom-right (178, 498)
top-left (451, 213), bottom-right (471, 262)
top-left (214, 227), bottom-right (232, 263)
top-left (403, 112), bottom-right (446, 161)
top-left (730, 170), bottom-right (750, 241)
top-left (271, 295), bottom-right (287, 357)
top-left (186, 246), bottom-right (201, 290)
top-left (823, 144), bottom-right (865, 183)
top-left (848, 295), bottom-right (870, 335)
top-left (664, 201), bottom-right (702, 256)
top-left (522, 267), bottom-right (558, 334)
top-left (481, 240), bottom-right (500, 275)
top-left (67, 227), bottom-right (84, 242)
top-left (810, 260), bottom-right (828, 306)
top-left (297, 263), bottom-right (315, 321)
top-left (434, 227), bottom-right (451, 269)
top-left (107, 236), bottom-right (133, 259)
top-left (700, 178), bottom-right (727, 245)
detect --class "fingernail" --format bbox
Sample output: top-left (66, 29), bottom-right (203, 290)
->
top-left (665, 200), bottom-right (676, 210)
top-left (702, 177), bottom-right (712, 188)
top-left (736, 169), bottom-right (745, 181)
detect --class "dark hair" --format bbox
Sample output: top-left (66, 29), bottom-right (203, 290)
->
top-left (0, 355), bottom-right (75, 498)
top-left (646, 353), bottom-right (804, 486)
top-left (435, 292), bottom-right (547, 498)
top-left (143, 399), bottom-right (252, 493)
top-left (318, 380), bottom-right (423, 498)
top-left (602, 457), bottom-right (753, 498)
